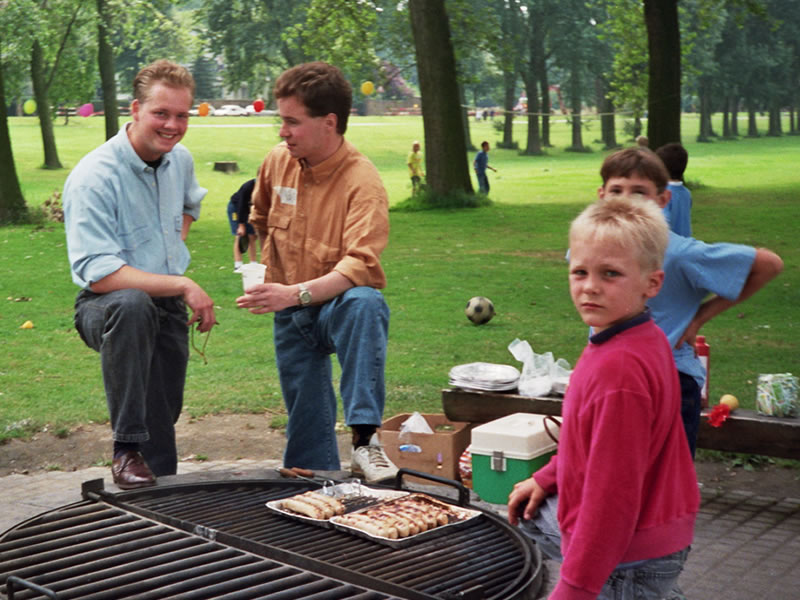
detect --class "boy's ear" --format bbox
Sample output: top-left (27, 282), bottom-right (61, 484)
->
top-left (646, 269), bottom-right (665, 298)
top-left (597, 185), bottom-right (606, 199)
top-left (655, 188), bottom-right (671, 209)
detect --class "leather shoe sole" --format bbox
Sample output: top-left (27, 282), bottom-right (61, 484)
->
top-left (112, 450), bottom-right (156, 490)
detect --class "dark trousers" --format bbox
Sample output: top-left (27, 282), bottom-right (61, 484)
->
top-left (679, 371), bottom-right (702, 458)
top-left (74, 289), bottom-right (188, 476)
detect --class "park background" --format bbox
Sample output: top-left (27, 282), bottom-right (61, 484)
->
top-left (1, 112), bottom-right (798, 460)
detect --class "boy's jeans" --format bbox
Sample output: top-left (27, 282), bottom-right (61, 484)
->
top-left (273, 286), bottom-right (389, 470)
top-left (518, 495), bottom-right (689, 600)
top-left (74, 289), bottom-right (188, 476)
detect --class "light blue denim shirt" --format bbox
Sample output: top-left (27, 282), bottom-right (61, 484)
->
top-left (63, 123), bottom-right (207, 289)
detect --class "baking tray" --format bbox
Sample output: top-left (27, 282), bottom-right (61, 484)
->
top-left (329, 492), bottom-right (482, 548)
top-left (266, 481), bottom-right (409, 528)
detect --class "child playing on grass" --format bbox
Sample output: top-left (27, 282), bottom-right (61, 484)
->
top-left (598, 147), bottom-right (784, 456)
top-left (227, 178), bottom-right (258, 272)
top-left (656, 143), bottom-right (692, 237)
top-left (509, 195), bottom-right (699, 600)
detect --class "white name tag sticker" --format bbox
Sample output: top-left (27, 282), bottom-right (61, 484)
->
top-left (274, 186), bottom-right (297, 206)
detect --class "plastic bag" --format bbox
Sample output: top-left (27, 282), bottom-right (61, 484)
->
top-left (508, 338), bottom-right (572, 397)
top-left (398, 411), bottom-right (434, 452)
top-left (756, 373), bottom-right (798, 418)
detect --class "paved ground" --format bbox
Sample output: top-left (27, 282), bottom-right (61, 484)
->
top-left (2, 459), bottom-right (799, 599)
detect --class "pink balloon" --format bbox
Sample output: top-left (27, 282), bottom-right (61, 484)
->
top-left (253, 99), bottom-right (265, 113)
top-left (78, 103), bottom-right (93, 117)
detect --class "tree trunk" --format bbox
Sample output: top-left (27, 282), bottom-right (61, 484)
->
top-left (746, 98), bottom-right (759, 137)
top-left (596, 76), bottom-right (617, 149)
top-left (567, 61), bottom-right (584, 151)
top-left (644, 0), bottom-right (680, 149)
top-left (731, 96), bottom-right (739, 136)
top-left (722, 99), bottom-right (731, 138)
top-left (0, 64), bottom-right (27, 223)
top-left (697, 81), bottom-right (712, 142)
top-left (766, 105), bottom-right (781, 137)
top-left (500, 69), bottom-right (516, 148)
top-left (408, 0), bottom-right (472, 196)
top-left (31, 40), bottom-right (62, 170)
top-left (97, 0), bottom-right (119, 140)
top-left (522, 9), bottom-right (542, 156)
top-left (459, 83), bottom-right (475, 152)
top-left (537, 48), bottom-right (551, 147)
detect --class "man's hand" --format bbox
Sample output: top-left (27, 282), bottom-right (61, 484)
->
top-left (184, 280), bottom-right (217, 332)
top-left (236, 223), bottom-right (247, 237)
top-left (507, 476), bottom-right (548, 526)
top-left (236, 282), bottom-right (297, 314)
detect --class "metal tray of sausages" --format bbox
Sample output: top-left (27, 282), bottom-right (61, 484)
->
top-left (266, 481), bottom-right (409, 528)
top-left (329, 492), bottom-right (482, 548)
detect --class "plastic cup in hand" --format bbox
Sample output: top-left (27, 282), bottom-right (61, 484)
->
top-left (240, 263), bottom-right (267, 291)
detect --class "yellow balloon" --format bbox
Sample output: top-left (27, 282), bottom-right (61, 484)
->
top-left (23, 99), bottom-right (37, 115)
top-left (20, 320), bottom-right (34, 329)
top-left (360, 81), bottom-right (375, 96)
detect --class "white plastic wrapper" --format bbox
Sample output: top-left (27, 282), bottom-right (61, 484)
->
top-left (508, 338), bottom-right (572, 397)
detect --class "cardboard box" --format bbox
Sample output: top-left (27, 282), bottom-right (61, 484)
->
top-left (470, 413), bottom-right (558, 504)
top-left (380, 413), bottom-right (473, 485)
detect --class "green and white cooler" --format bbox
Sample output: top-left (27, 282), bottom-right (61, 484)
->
top-left (470, 412), bottom-right (558, 504)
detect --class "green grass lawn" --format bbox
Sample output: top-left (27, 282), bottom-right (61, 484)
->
top-left (1, 112), bottom-right (798, 443)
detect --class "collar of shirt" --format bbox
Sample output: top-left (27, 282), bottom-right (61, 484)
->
top-left (589, 309), bottom-right (652, 345)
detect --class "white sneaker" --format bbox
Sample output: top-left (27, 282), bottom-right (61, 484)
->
top-left (351, 433), bottom-right (398, 483)
top-left (233, 265), bottom-right (244, 273)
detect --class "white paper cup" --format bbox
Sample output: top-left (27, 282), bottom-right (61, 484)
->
top-left (240, 263), bottom-right (267, 291)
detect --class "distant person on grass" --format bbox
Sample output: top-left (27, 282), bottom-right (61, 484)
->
top-left (236, 62), bottom-right (398, 484)
top-left (509, 195), bottom-right (699, 600)
top-left (63, 59), bottom-right (216, 489)
top-left (473, 140), bottom-right (497, 194)
top-left (407, 140), bottom-right (424, 195)
top-left (228, 178), bottom-right (258, 272)
top-left (655, 142), bottom-right (692, 237)
top-left (597, 147), bottom-right (784, 456)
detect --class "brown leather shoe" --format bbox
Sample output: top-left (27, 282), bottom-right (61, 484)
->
top-left (112, 450), bottom-right (156, 489)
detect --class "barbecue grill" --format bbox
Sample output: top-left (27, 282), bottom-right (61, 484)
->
top-left (1, 470), bottom-right (542, 599)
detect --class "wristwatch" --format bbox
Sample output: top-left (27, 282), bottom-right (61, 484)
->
top-left (297, 282), bottom-right (312, 306)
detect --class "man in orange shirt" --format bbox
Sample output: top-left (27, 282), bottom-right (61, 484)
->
top-left (237, 62), bottom-right (397, 483)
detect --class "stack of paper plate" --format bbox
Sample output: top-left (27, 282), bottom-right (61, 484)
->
top-left (448, 362), bottom-right (520, 392)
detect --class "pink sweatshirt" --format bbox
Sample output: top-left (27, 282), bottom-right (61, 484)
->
top-left (534, 317), bottom-right (699, 600)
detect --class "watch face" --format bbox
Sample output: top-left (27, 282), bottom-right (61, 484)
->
top-left (300, 290), bottom-right (312, 305)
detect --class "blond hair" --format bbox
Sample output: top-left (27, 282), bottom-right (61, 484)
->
top-left (570, 195), bottom-right (669, 272)
top-left (132, 59), bottom-right (195, 104)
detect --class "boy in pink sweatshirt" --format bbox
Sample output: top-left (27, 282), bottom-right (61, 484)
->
top-left (508, 196), bottom-right (699, 599)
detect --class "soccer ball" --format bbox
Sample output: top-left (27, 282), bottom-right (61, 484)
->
top-left (465, 296), bottom-right (495, 325)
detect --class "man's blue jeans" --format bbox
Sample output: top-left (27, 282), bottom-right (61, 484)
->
top-left (273, 286), bottom-right (389, 470)
top-left (518, 495), bottom-right (690, 599)
top-left (74, 289), bottom-right (188, 476)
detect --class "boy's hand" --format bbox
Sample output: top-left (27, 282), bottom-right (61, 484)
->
top-left (507, 476), bottom-right (548, 526)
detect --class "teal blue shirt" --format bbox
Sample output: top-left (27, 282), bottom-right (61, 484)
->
top-left (64, 123), bottom-right (206, 289)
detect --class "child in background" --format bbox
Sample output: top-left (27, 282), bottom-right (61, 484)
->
top-left (597, 147), bottom-right (783, 456)
top-left (656, 143), bottom-right (692, 237)
top-left (227, 178), bottom-right (258, 272)
top-left (509, 196), bottom-right (699, 600)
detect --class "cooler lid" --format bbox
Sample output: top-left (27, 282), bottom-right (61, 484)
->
top-left (470, 412), bottom-right (558, 459)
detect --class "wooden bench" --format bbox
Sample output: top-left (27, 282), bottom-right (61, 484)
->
top-left (442, 388), bottom-right (800, 460)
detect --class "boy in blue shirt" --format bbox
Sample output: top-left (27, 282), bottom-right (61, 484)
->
top-left (656, 143), bottom-right (692, 237)
top-left (597, 147), bottom-right (784, 456)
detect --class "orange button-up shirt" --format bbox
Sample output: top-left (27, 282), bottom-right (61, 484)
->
top-left (249, 139), bottom-right (389, 288)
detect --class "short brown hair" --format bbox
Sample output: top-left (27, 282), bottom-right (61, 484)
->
top-left (274, 62), bottom-right (352, 135)
top-left (600, 147), bottom-right (669, 193)
top-left (133, 59), bottom-right (195, 104)
top-left (655, 143), bottom-right (688, 181)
